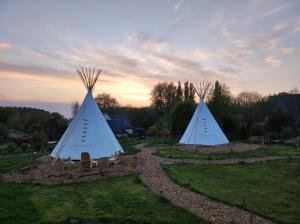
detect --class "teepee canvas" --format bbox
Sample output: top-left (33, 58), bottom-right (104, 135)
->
top-left (180, 81), bottom-right (229, 146)
top-left (51, 67), bottom-right (123, 160)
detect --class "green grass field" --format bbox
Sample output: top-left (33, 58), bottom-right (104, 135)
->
top-left (0, 153), bottom-right (208, 224)
top-left (158, 144), bottom-right (300, 160)
top-left (145, 137), bottom-right (179, 148)
top-left (119, 137), bottom-right (144, 155)
top-left (163, 159), bottom-right (300, 224)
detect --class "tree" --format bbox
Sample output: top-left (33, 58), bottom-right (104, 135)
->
top-left (183, 82), bottom-right (189, 101)
top-left (188, 82), bottom-right (196, 102)
top-left (31, 131), bottom-right (47, 151)
top-left (236, 91), bottom-right (262, 108)
top-left (170, 101), bottom-right (196, 135)
top-left (95, 93), bottom-right (119, 112)
top-left (0, 123), bottom-right (8, 142)
top-left (71, 101), bottom-right (80, 118)
top-left (288, 87), bottom-right (299, 95)
top-left (175, 81), bottom-right (183, 102)
top-left (150, 82), bottom-right (176, 110)
top-left (206, 81), bottom-right (233, 124)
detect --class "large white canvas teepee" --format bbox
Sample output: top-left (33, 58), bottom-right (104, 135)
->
top-left (179, 82), bottom-right (229, 146)
top-left (51, 68), bottom-right (123, 160)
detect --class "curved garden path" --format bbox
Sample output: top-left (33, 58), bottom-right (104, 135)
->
top-left (136, 144), bottom-right (276, 224)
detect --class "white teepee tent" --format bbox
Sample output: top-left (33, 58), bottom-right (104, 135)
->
top-left (51, 67), bottom-right (123, 160)
top-left (179, 81), bottom-right (229, 146)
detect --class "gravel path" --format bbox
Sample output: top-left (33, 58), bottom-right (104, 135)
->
top-left (136, 144), bottom-right (274, 224)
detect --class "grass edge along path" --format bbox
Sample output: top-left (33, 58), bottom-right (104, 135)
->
top-left (136, 144), bottom-right (272, 224)
top-left (163, 159), bottom-right (300, 224)
top-left (157, 144), bottom-right (300, 160)
top-left (0, 152), bottom-right (208, 224)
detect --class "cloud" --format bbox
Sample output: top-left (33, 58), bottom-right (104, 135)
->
top-left (279, 47), bottom-right (295, 55)
top-left (232, 39), bottom-right (248, 48)
top-left (128, 32), bottom-right (169, 52)
top-left (264, 56), bottom-right (281, 67)
top-left (221, 49), bottom-right (253, 65)
top-left (274, 20), bottom-right (290, 31)
top-left (174, 0), bottom-right (184, 11)
top-left (263, 3), bottom-right (290, 16)
top-left (0, 61), bottom-right (73, 78)
top-left (293, 18), bottom-right (300, 32)
top-left (0, 42), bottom-right (11, 49)
top-left (193, 48), bottom-right (210, 60)
top-left (273, 17), bottom-right (300, 33)
top-left (218, 66), bottom-right (238, 74)
top-left (173, 0), bottom-right (184, 23)
top-left (221, 28), bottom-right (231, 37)
top-left (256, 33), bottom-right (295, 55)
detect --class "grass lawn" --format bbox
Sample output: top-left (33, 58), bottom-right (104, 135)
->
top-left (158, 144), bottom-right (300, 160)
top-left (119, 137), bottom-right (144, 155)
top-left (145, 137), bottom-right (179, 148)
top-left (0, 153), bottom-right (208, 224)
top-left (163, 159), bottom-right (300, 224)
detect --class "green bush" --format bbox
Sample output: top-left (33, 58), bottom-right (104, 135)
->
top-left (0, 123), bottom-right (8, 142)
top-left (31, 131), bottom-right (47, 151)
top-left (7, 142), bottom-right (21, 153)
top-left (170, 101), bottom-right (196, 135)
top-left (281, 126), bottom-right (295, 139)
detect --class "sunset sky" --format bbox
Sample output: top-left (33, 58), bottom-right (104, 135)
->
top-left (0, 0), bottom-right (300, 117)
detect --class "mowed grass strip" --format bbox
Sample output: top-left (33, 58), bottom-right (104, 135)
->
top-left (158, 144), bottom-right (300, 160)
top-left (163, 159), bottom-right (300, 224)
top-left (119, 137), bottom-right (144, 155)
top-left (0, 153), bottom-right (208, 224)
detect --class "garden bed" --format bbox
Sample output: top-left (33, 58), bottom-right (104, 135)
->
top-left (3, 154), bottom-right (136, 185)
top-left (176, 142), bottom-right (261, 154)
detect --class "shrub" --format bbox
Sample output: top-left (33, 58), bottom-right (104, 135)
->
top-left (281, 127), bottom-right (295, 139)
top-left (7, 142), bottom-right (21, 153)
top-left (31, 131), bottom-right (47, 151)
top-left (250, 122), bottom-right (266, 136)
top-left (20, 143), bottom-right (31, 152)
top-left (0, 123), bottom-right (8, 142)
top-left (170, 101), bottom-right (196, 135)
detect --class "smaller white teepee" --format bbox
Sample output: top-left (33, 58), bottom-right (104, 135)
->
top-left (180, 81), bottom-right (229, 146)
top-left (51, 67), bottom-right (123, 160)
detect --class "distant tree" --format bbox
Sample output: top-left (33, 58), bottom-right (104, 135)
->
top-left (170, 101), bottom-right (196, 135)
top-left (95, 93), bottom-right (119, 112)
top-left (288, 87), bottom-right (299, 95)
top-left (206, 81), bottom-right (233, 124)
top-left (268, 111), bottom-right (292, 133)
top-left (151, 82), bottom-right (176, 110)
top-left (0, 123), bottom-right (8, 142)
top-left (175, 81), bottom-right (183, 102)
top-left (236, 91), bottom-right (262, 108)
top-left (155, 115), bottom-right (172, 138)
top-left (31, 131), bottom-right (47, 151)
top-left (71, 101), bottom-right (80, 118)
top-left (46, 113), bottom-right (68, 140)
top-left (183, 81), bottom-right (189, 101)
top-left (188, 82), bottom-right (196, 102)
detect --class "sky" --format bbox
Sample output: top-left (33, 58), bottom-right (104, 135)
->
top-left (0, 0), bottom-right (300, 117)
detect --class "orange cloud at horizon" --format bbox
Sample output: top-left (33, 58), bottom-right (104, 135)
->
top-left (0, 71), bottom-right (151, 107)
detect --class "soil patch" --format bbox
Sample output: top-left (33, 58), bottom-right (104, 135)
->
top-left (3, 154), bottom-right (136, 185)
top-left (175, 142), bottom-right (261, 154)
